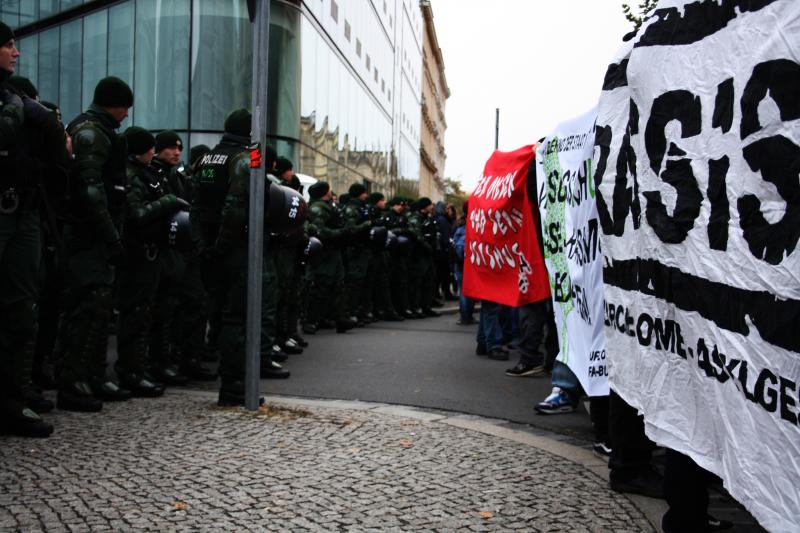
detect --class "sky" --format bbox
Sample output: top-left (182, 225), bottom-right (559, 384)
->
top-left (430, 0), bottom-right (633, 191)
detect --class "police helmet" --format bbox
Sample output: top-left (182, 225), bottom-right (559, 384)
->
top-left (167, 210), bottom-right (192, 253)
top-left (266, 182), bottom-right (307, 234)
top-left (369, 225), bottom-right (388, 249)
top-left (396, 234), bottom-right (411, 252)
top-left (304, 236), bottom-right (323, 266)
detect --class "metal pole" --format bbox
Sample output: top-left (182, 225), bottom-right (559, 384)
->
top-left (495, 108), bottom-right (499, 150)
top-left (245, 0), bottom-right (270, 411)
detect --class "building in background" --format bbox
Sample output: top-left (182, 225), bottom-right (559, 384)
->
top-left (2, 0), bottom-right (431, 196)
top-left (418, 0), bottom-right (448, 203)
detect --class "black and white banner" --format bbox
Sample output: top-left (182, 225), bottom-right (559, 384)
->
top-left (596, 1), bottom-right (800, 531)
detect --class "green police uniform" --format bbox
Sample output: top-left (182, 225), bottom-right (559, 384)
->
top-left (407, 208), bottom-right (438, 315)
top-left (0, 68), bottom-right (68, 436)
top-left (341, 198), bottom-right (371, 319)
top-left (385, 206), bottom-right (412, 318)
top-left (59, 104), bottom-right (129, 412)
top-left (115, 154), bottom-right (185, 394)
top-left (304, 198), bottom-right (353, 332)
top-left (151, 156), bottom-right (215, 381)
top-left (193, 133), bottom-right (289, 402)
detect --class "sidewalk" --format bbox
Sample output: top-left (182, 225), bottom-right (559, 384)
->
top-left (1, 390), bottom-right (658, 532)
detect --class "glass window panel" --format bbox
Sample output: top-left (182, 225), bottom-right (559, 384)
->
top-left (59, 19), bottom-right (81, 123)
top-left (135, 0), bottom-right (190, 130)
top-left (60, 0), bottom-right (81, 11)
top-left (190, 0), bottom-right (251, 130)
top-left (15, 34), bottom-right (38, 88)
top-left (108, 1), bottom-right (133, 83)
top-left (266, 2), bottom-right (299, 145)
top-left (82, 9), bottom-right (107, 111)
top-left (39, 0), bottom-right (57, 19)
top-left (37, 27), bottom-right (59, 105)
top-left (1, 0), bottom-right (20, 28)
top-left (19, 0), bottom-right (37, 26)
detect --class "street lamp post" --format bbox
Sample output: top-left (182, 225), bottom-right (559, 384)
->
top-left (245, 0), bottom-right (270, 411)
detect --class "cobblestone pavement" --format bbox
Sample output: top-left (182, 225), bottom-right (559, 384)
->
top-left (0, 391), bottom-right (653, 532)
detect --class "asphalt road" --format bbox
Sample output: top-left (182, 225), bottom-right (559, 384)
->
top-left (258, 311), bottom-right (596, 442)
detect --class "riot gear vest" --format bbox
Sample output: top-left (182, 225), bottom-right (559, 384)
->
top-left (192, 139), bottom-right (247, 246)
top-left (66, 110), bottom-right (128, 225)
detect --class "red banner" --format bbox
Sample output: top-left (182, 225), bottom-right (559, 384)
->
top-left (462, 145), bottom-right (551, 307)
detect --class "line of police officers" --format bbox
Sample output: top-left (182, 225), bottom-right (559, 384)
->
top-left (0, 22), bottom-right (444, 439)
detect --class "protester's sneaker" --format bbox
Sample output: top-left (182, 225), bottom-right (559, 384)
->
top-left (505, 362), bottom-right (545, 377)
top-left (534, 387), bottom-right (576, 414)
top-left (592, 440), bottom-right (613, 459)
top-left (488, 348), bottom-right (510, 361)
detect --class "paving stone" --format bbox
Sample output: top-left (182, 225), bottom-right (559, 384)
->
top-left (0, 393), bottom-right (654, 532)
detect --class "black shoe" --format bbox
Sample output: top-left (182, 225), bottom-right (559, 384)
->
top-left (422, 308), bottom-right (441, 318)
top-left (411, 311), bottom-right (426, 319)
top-left (91, 380), bottom-right (133, 402)
top-left (488, 348), bottom-right (510, 361)
top-left (280, 339), bottom-right (303, 355)
top-left (180, 360), bottom-right (218, 381)
top-left (218, 381), bottom-right (245, 407)
top-left (302, 323), bottom-right (317, 335)
top-left (260, 359), bottom-right (290, 379)
top-left (336, 319), bottom-right (357, 333)
top-left (505, 362), bottom-right (545, 377)
top-left (431, 299), bottom-right (444, 308)
top-left (382, 312), bottom-right (404, 322)
top-left (0, 400), bottom-right (54, 438)
top-left (290, 334), bottom-right (308, 347)
top-left (476, 343), bottom-right (488, 356)
top-left (456, 318), bottom-right (476, 326)
top-left (318, 320), bottom-right (336, 329)
top-left (269, 346), bottom-right (289, 363)
top-left (118, 374), bottom-right (166, 398)
top-left (151, 365), bottom-right (189, 386)
top-left (609, 467), bottom-right (665, 499)
top-left (401, 310), bottom-right (416, 320)
top-left (57, 382), bottom-right (103, 412)
top-left (23, 387), bottom-right (55, 413)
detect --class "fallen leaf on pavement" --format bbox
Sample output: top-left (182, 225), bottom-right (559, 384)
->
top-left (479, 511), bottom-right (493, 519)
top-left (172, 501), bottom-right (188, 510)
top-left (399, 439), bottom-right (414, 448)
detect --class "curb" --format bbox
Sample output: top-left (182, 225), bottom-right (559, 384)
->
top-left (174, 389), bottom-right (666, 531)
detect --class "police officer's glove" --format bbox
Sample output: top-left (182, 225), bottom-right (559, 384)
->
top-left (107, 239), bottom-right (128, 267)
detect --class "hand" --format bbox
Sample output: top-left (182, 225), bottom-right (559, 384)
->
top-left (107, 239), bottom-right (128, 267)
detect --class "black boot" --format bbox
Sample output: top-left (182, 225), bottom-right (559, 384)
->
top-left (0, 400), bottom-right (54, 438)
top-left (118, 373), bottom-right (166, 398)
top-left (90, 380), bottom-right (133, 402)
top-left (260, 359), bottom-right (290, 379)
top-left (57, 381), bottom-right (103, 412)
top-left (290, 333), bottom-right (308, 347)
top-left (218, 380), bottom-right (246, 407)
top-left (180, 358), bottom-right (218, 381)
top-left (336, 318), bottom-right (357, 333)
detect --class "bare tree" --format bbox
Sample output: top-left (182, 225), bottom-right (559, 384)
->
top-left (622, 0), bottom-right (658, 31)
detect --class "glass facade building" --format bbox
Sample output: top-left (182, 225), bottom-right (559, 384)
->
top-left (2, 0), bottom-right (424, 195)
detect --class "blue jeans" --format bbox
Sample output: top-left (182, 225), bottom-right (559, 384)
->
top-left (454, 269), bottom-right (474, 322)
top-left (476, 300), bottom-right (503, 351)
top-left (552, 360), bottom-right (583, 405)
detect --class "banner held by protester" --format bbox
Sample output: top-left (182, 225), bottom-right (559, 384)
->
top-left (463, 145), bottom-right (550, 307)
top-left (596, 1), bottom-right (800, 531)
top-left (536, 107), bottom-right (608, 397)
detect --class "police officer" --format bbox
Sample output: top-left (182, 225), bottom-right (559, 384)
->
top-left (115, 126), bottom-right (189, 396)
top-left (342, 183), bottom-right (372, 322)
top-left (151, 130), bottom-right (215, 382)
top-left (193, 109), bottom-right (301, 406)
top-left (303, 182), bottom-right (358, 334)
top-left (362, 192), bottom-right (401, 322)
top-left (272, 157), bottom-right (305, 354)
top-left (407, 197), bottom-right (440, 318)
top-left (0, 23), bottom-right (67, 437)
top-left (58, 77), bottom-right (133, 412)
top-left (385, 197), bottom-right (415, 320)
